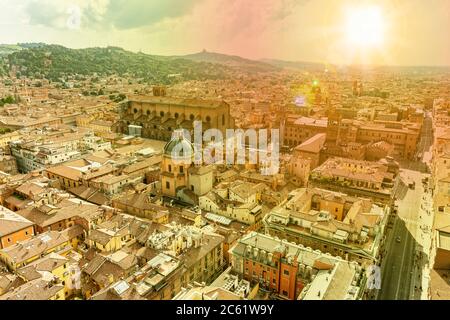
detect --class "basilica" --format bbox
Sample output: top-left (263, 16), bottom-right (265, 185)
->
top-left (113, 86), bottom-right (234, 141)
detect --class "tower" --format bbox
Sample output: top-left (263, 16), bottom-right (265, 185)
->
top-left (326, 106), bottom-right (342, 145)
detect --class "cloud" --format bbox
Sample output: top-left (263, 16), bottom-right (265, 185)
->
top-left (24, 0), bottom-right (109, 30)
top-left (24, 0), bottom-right (201, 30)
top-left (100, 0), bottom-right (201, 29)
top-left (25, 0), bottom-right (67, 28)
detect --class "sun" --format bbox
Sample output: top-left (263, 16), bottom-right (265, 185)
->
top-left (345, 6), bottom-right (385, 48)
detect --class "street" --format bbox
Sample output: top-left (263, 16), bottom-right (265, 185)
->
top-left (378, 170), bottom-right (422, 299)
top-left (376, 113), bottom-right (435, 300)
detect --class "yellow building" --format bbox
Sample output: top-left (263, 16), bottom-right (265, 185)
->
top-left (16, 252), bottom-right (73, 299)
top-left (0, 131), bottom-right (21, 150)
top-left (76, 114), bottom-right (94, 128)
top-left (86, 228), bottom-right (124, 252)
top-left (89, 119), bottom-right (113, 135)
top-left (0, 278), bottom-right (65, 300)
top-left (0, 231), bottom-right (71, 271)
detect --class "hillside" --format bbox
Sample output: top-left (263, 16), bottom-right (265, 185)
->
top-left (4, 44), bottom-right (234, 84)
top-left (178, 50), bottom-right (279, 73)
top-left (0, 44), bottom-right (23, 57)
top-left (260, 58), bottom-right (327, 72)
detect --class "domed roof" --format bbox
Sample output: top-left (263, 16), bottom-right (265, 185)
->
top-left (164, 129), bottom-right (194, 160)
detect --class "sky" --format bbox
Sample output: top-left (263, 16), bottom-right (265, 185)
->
top-left (0, 0), bottom-right (449, 66)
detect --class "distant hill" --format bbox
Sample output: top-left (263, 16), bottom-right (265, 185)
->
top-left (0, 43), bottom-right (46, 57)
top-left (2, 44), bottom-right (234, 83)
top-left (260, 58), bottom-right (327, 72)
top-left (0, 44), bottom-right (23, 57)
top-left (262, 58), bottom-right (450, 74)
top-left (177, 50), bottom-right (279, 73)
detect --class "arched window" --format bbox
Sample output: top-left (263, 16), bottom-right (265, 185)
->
top-left (206, 115), bottom-right (211, 122)
top-left (133, 108), bottom-right (137, 114)
top-left (160, 111), bottom-right (165, 117)
top-left (174, 112), bottom-right (179, 118)
top-left (189, 114), bottom-right (195, 120)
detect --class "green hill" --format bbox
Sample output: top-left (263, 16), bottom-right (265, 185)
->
top-left (5, 44), bottom-right (233, 84)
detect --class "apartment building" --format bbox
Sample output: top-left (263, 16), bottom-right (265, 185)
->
top-left (263, 188), bottom-right (388, 265)
top-left (229, 232), bottom-right (364, 300)
top-left (309, 157), bottom-right (399, 204)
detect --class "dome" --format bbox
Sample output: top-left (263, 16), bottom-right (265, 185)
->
top-left (164, 129), bottom-right (194, 161)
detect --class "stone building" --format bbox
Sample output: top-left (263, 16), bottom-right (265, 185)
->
top-left (113, 88), bottom-right (234, 141)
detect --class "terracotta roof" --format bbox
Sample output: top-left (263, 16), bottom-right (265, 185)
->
top-left (0, 206), bottom-right (34, 237)
top-left (0, 230), bottom-right (69, 265)
top-left (16, 199), bottom-right (97, 228)
top-left (294, 133), bottom-right (326, 153)
top-left (87, 229), bottom-right (114, 246)
top-left (0, 278), bottom-right (64, 300)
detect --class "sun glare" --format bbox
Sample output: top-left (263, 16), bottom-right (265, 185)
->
top-left (345, 6), bottom-right (385, 48)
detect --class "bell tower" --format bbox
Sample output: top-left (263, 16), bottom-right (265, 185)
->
top-left (326, 106), bottom-right (342, 145)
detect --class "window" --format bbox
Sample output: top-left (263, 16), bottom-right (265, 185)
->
top-left (222, 114), bottom-right (225, 125)
top-left (160, 111), bottom-right (165, 117)
top-left (166, 181), bottom-right (170, 189)
top-left (174, 112), bottom-right (179, 118)
top-left (25, 231), bottom-right (28, 235)
top-left (168, 164), bottom-right (172, 172)
top-left (191, 185), bottom-right (194, 191)
top-left (146, 110), bottom-right (150, 115)
top-left (179, 166), bottom-right (184, 174)
top-left (283, 269), bottom-right (289, 276)
top-left (206, 115), bottom-right (211, 122)
top-left (133, 108), bottom-right (137, 114)
top-left (7, 238), bottom-right (11, 243)
top-left (190, 114), bottom-right (195, 120)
